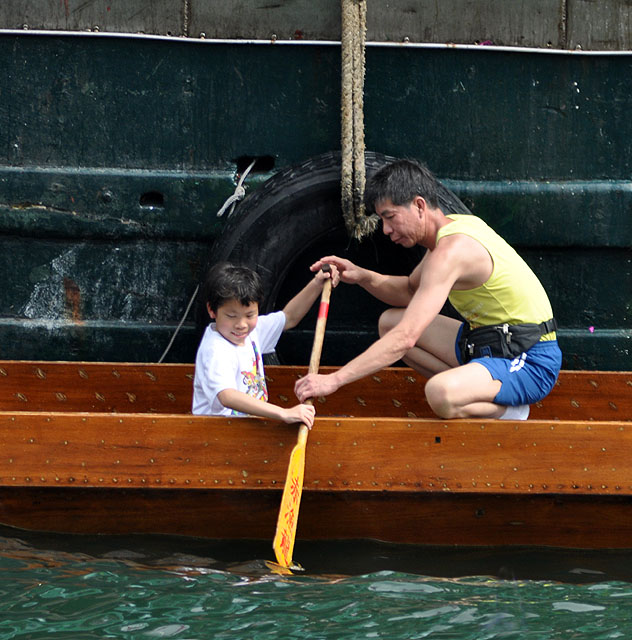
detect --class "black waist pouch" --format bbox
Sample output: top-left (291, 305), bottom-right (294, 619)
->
top-left (459, 318), bottom-right (557, 363)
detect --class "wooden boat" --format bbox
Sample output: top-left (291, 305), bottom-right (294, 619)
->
top-left (0, 360), bottom-right (631, 550)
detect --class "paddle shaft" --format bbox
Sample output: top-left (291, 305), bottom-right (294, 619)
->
top-left (295, 275), bottom-right (332, 443)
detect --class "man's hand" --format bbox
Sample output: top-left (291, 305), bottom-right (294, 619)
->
top-left (294, 373), bottom-right (340, 403)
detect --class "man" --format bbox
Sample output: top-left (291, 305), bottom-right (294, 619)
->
top-left (294, 159), bottom-right (561, 420)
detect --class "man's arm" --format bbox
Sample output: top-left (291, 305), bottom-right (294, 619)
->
top-left (295, 238), bottom-right (473, 400)
top-left (311, 255), bottom-right (414, 307)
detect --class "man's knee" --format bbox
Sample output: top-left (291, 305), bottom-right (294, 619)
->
top-left (424, 374), bottom-right (459, 419)
top-left (378, 308), bottom-right (401, 337)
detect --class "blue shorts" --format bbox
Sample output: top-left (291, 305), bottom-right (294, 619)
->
top-left (455, 324), bottom-right (562, 406)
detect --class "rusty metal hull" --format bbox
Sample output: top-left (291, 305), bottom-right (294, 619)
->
top-left (0, 361), bottom-right (631, 548)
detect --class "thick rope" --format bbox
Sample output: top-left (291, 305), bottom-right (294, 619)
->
top-left (341, 0), bottom-right (378, 240)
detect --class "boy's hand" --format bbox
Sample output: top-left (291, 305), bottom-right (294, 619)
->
top-left (314, 263), bottom-right (340, 288)
top-left (281, 403), bottom-right (316, 428)
top-left (311, 256), bottom-right (361, 286)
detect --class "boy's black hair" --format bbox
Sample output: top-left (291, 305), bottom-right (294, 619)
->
top-left (203, 262), bottom-right (264, 313)
top-left (364, 159), bottom-right (440, 213)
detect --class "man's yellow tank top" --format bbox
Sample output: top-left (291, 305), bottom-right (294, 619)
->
top-left (436, 214), bottom-right (555, 339)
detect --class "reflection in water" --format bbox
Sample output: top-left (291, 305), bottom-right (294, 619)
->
top-left (0, 528), bottom-right (631, 639)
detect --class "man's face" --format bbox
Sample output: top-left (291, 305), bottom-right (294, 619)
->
top-left (375, 197), bottom-right (423, 248)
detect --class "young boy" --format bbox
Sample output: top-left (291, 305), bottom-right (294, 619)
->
top-left (192, 261), bottom-right (337, 426)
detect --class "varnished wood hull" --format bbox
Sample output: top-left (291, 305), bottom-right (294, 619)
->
top-left (0, 361), bottom-right (631, 548)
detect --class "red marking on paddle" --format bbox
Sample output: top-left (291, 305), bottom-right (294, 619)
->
top-left (317, 301), bottom-right (329, 319)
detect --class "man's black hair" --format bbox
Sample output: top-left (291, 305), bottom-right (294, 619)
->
top-left (203, 262), bottom-right (264, 313)
top-left (364, 159), bottom-right (440, 213)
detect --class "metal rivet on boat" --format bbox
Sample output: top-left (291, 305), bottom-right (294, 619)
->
top-left (513, 467), bottom-right (518, 472)
top-left (29, 438), bottom-right (34, 443)
top-left (406, 376), bottom-right (416, 383)
top-left (11, 477), bottom-right (15, 481)
top-left (78, 369), bottom-right (88, 379)
top-left (126, 393), bottom-right (136, 403)
top-left (41, 477), bottom-right (46, 482)
top-left (551, 467), bottom-right (556, 472)
top-left (56, 393), bottom-right (67, 402)
top-left (167, 393), bottom-right (176, 402)
top-left (101, 440), bottom-right (105, 444)
top-left (127, 478), bottom-right (132, 483)
top-left (279, 395), bottom-right (288, 402)
top-left (392, 399), bottom-right (402, 408)
top-left (353, 441), bottom-right (357, 446)
top-left (185, 479), bottom-right (190, 484)
top-left (112, 478), bottom-right (118, 483)
top-left (99, 478), bottom-right (103, 482)
top-left (602, 485), bottom-right (607, 489)
top-left (242, 470), bottom-right (248, 478)
top-left (25, 477), bottom-right (31, 482)
top-left (500, 482), bottom-right (505, 488)
top-left (601, 447), bottom-right (606, 452)
top-left (112, 370), bottom-right (120, 378)
top-left (8, 459), bottom-right (12, 463)
top-left (356, 397), bottom-right (366, 406)
top-left (372, 375), bottom-right (382, 383)
top-left (17, 393), bottom-right (27, 402)
top-left (336, 422), bottom-right (341, 427)
top-left (571, 400), bottom-right (579, 408)
top-left (141, 478), bottom-right (146, 484)
top-left (170, 479), bottom-right (175, 484)
top-left (514, 483), bottom-right (519, 488)
top-left (271, 480), bottom-right (276, 484)
top-left (95, 393), bottom-right (105, 402)
top-left (155, 479), bottom-right (161, 484)
top-left (497, 442), bottom-right (501, 447)
top-left (584, 467), bottom-right (589, 471)
top-left (34, 368), bottom-right (46, 379)
top-left (587, 484), bottom-right (592, 490)
top-left (144, 371), bottom-right (157, 381)
top-left (609, 402), bottom-right (618, 410)
top-left (543, 484), bottom-right (548, 489)
top-left (0, 368), bottom-right (6, 376)
top-left (150, 458), bottom-right (155, 463)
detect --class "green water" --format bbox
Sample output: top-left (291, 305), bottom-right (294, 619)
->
top-left (1, 530), bottom-right (632, 639)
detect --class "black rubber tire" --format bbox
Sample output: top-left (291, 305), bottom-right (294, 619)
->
top-left (205, 150), bottom-right (470, 363)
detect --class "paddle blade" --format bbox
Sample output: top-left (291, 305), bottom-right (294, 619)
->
top-left (272, 438), bottom-right (306, 568)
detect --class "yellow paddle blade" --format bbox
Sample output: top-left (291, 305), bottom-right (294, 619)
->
top-left (272, 438), bottom-right (306, 568)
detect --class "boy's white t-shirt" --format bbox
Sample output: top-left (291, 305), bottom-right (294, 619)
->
top-left (192, 311), bottom-right (286, 416)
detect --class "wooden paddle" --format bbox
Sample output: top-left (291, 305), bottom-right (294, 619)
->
top-left (272, 267), bottom-right (333, 569)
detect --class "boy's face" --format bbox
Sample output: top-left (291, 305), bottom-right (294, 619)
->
top-left (208, 299), bottom-right (259, 347)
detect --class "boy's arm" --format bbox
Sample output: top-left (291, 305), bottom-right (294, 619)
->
top-left (282, 269), bottom-right (336, 331)
top-left (217, 388), bottom-right (316, 427)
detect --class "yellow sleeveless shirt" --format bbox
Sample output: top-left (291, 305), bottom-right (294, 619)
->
top-left (436, 214), bottom-right (555, 340)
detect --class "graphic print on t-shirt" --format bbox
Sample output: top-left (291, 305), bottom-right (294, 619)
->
top-left (240, 340), bottom-right (269, 402)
